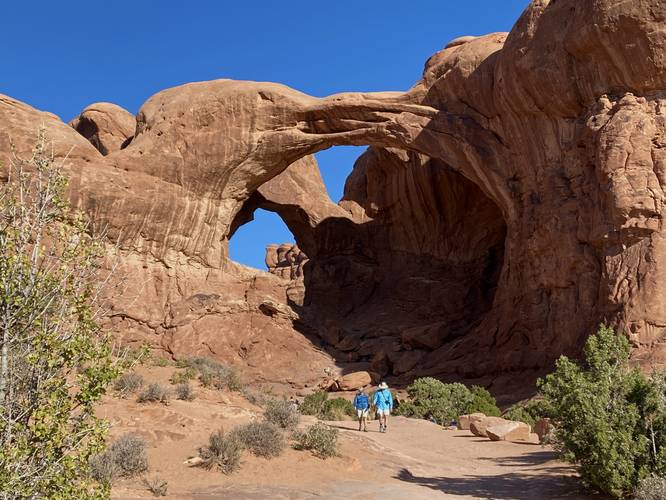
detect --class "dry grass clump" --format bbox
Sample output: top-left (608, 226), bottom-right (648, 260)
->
top-left (90, 433), bottom-right (148, 485)
top-left (113, 372), bottom-right (144, 396)
top-left (175, 382), bottom-right (195, 401)
top-left (143, 477), bottom-right (168, 497)
top-left (197, 429), bottom-right (243, 474)
top-left (179, 357), bottom-right (243, 391)
top-left (241, 387), bottom-right (268, 406)
top-left (89, 451), bottom-right (116, 487)
top-left (231, 421), bottom-right (285, 459)
top-left (264, 398), bottom-right (300, 430)
top-left (634, 475), bottom-right (666, 500)
top-left (293, 422), bottom-right (338, 459)
top-left (137, 383), bottom-right (170, 404)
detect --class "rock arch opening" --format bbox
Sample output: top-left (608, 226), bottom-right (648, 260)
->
top-left (228, 208), bottom-right (296, 272)
top-left (231, 145), bottom-right (508, 383)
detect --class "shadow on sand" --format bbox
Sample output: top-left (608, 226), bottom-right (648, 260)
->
top-left (393, 447), bottom-right (594, 500)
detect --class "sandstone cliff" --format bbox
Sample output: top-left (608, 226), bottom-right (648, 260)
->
top-left (3, 0), bottom-right (666, 392)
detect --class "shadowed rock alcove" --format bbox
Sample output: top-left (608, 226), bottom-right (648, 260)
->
top-left (230, 146), bottom-right (507, 385)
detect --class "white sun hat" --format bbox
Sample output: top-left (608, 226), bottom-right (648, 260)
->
top-left (378, 382), bottom-right (388, 389)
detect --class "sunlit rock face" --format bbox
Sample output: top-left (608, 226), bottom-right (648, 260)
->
top-left (3, 0), bottom-right (666, 392)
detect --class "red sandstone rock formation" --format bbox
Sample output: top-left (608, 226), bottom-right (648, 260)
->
top-left (69, 102), bottom-right (134, 155)
top-left (3, 0), bottom-right (666, 392)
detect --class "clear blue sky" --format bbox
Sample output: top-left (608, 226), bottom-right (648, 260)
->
top-left (1, 1), bottom-right (529, 269)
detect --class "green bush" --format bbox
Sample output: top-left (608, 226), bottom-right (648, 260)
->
top-left (231, 422), bottom-right (285, 458)
top-left (503, 400), bottom-right (549, 428)
top-left (170, 367), bottom-right (197, 385)
top-left (0, 133), bottom-right (124, 497)
top-left (396, 378), bottom-right (473, 424)
top-left (467, 386), bottom-right (501, 417)
top-left (300, 391), bottom-right (329, 416)
top-left (293, 422), bottom-right (338, 459)
top-left (264, 399), bottom-right (300, 430)
top-left (538, 324), bottom-right (666, 498)
top-left (321, 397), bottom-right (355, 420)
top-left (197, 429), bottom-right (242, 474)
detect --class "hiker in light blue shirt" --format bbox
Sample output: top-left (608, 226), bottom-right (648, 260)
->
top-left (373, 382), bottom-right (393, 433)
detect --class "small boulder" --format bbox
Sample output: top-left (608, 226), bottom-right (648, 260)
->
top-left (470, 416), bottom-right (508, 437)
top-left (458, 412), bottom-right (486, 431)
top-left (486, 421), bottom-right (531, 442)
top-left (338, 371), bottom-right (372, 391)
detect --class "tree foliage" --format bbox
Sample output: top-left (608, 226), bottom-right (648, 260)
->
top-left (538, 324), bottom-right (666, 498)
top-left (396, 377), bottom-right (500, 423)
top-left (0, 132), bottom-right (121, 498)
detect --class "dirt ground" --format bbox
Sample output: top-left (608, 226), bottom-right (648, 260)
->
top-left (101, 365), bottom-right (588, 499)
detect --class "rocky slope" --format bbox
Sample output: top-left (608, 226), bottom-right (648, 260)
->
top-left (3, 0), bottom-right (666, 392)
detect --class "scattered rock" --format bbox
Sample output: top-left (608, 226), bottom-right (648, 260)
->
top-left (458, 413), bottom-right (486, 431)
top-left (338, 371), bottom-right (372, 391)
top-left (486, 421), bottom-right (531, 442)
top-left (470, 417), bottom-right (509, 437)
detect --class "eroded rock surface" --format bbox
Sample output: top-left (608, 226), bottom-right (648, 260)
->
top-left (3, 0), bottom-right (666, 393)
top-left (69, 102), bottom-right (134, 155)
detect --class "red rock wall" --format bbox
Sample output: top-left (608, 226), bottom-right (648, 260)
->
top-left (4, 0), bottom-right (666, 391)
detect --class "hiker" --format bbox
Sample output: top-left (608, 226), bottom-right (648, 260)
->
top-left (373, 381), bottom-right (393, 433)
top-left (289, 396), bottom-right (300, 411)
top-left (352, 387), bottom-right (370, 432)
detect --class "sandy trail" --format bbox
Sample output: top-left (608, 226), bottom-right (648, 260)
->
top-left (107, 367), bottom-right (587, 499)
top-left (195, 418), bottom-right (587, 500)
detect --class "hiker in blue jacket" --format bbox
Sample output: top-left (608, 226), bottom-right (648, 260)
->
top-left (353, 387), bottom-right (370, 432)
top-left (373, 382), bottom-right (393, 433)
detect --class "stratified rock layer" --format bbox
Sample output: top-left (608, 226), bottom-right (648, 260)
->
top-left (3, 0), bottom-right (666, 392)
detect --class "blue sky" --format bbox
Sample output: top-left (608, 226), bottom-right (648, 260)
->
top-left (1, 1), bottom-right (529, 269)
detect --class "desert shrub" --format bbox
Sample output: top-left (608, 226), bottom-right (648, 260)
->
top-left (0, 132), bottom-right (127, 497)
top-left (109, 434), bottom-right (149, 477)
top-left (182, 357), bottom-right (243, 391)
top-left (300, 391), bottom-right (329, 416)
top-left (321, 397), bottom-right (355, 420)
top-left (89, 434), bottom-right (149, 486)
top-left (170, 367), bottom-right (197, 385)
top-left (175, 382), bottom-right (195, 401)
top-left (242, 387), bottom-right (268, 406)
top-left (264, 398), bottom-right (300, 429)
top-left (293, 422), bottom-right (338, 459)
top-left (396, 378), bottom-right (473, 424)
top-left (114, 372), bottom-right (145, 396)
top-left (138, 383), bottom-right (170, 404)
top-left (153, 357), bottom-right (170, 367)
top-left (467, 385), bottom-right (501, 417)
top-left (143, 477), bottom-right (168, 497)
top-left (538, 324), bottom-right (666, 498)
top-left (634, 475), bottom-right (666, 500)
top-left (198, 429), bottom-right (243, 474)
top-left (231, 421), bottom-right (285, 458)
top-left (89, 451), bottom-right (117, 487)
